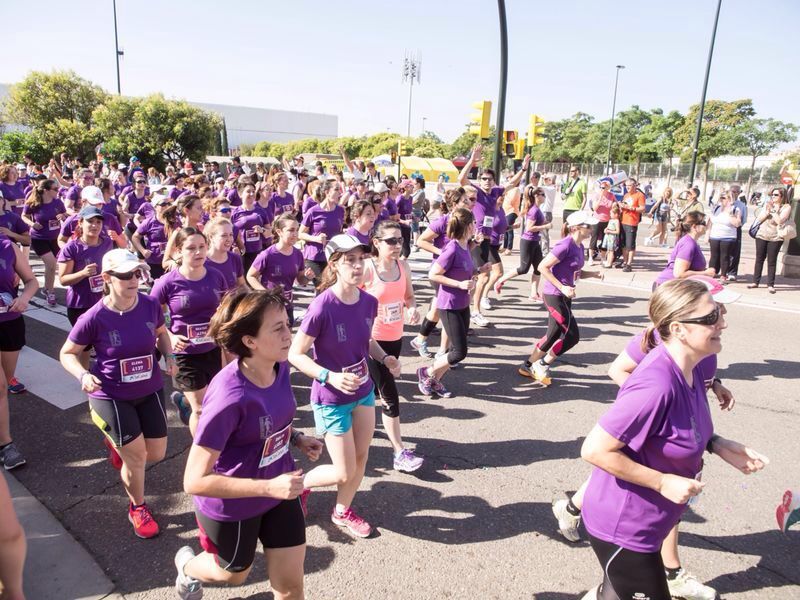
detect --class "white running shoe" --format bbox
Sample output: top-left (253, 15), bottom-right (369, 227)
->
top-left (471, 312), bottom-right (489, 327)
top-left (551, 498), bottom-right (581, 542)
top-left (480, 297), bottom-right (492, 311)
top-left (174, 546), bottom-right (203, 599)
top-left (532, 359), bottom-right (551, 381)
top-left (667, 568), bottom-right (716, 600)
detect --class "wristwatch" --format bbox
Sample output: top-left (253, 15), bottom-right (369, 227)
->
top-left (317, 368), bottom-right (330, 386)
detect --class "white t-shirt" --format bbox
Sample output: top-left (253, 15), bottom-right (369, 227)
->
top-left (540, 186), bottom-right (557, 213)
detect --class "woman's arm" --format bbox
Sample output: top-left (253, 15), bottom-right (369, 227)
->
top-left (59, 339), bottom-right (102, 392)
top-left (57, 259), bottom-right (90, 287)
top-left (297, 224), bottom-right (323, 244)
top-left (673, 257), bottom-right (715, 279)
top-left (161, 230), bottom-right (179, 270)
top-left (246, 267), bottom-right (266, 290)
top-left (10, 247), bottom-right (39, 313)
top-left (607, 351), bottom-right (638, 387)
top-left (581, 424), bottom-right (704, 504)
top-left (415, 227), bottom-right (441, 256)
top-left (428, 261), bottom-right (472, 290)
top-left (537, 253), bottom-right (570, 296)
top-left (288, 330), bottom-right (360, 393)
top-left (130, 231), bottom-right (151, 259)
top-left (184, 444), bottom-right (303, 500)
top-left (155, 326), bottom-right (177, 377)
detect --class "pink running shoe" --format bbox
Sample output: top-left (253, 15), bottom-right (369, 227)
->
top-left (331, 507), bottom-right (372, 538)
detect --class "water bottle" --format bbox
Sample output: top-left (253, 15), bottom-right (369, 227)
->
top-left (0, 292), bottom-right (14, 312)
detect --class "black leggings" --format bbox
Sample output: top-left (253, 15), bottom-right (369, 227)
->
top-left (590, 221), bottom-right (609, 256)
top-left (503, 212), bottom-right (518, 250)
top-left (709, 238), bottom-right (735, 277)
top-left (367, 339), bottom-right (403, 418)
top-left (753, 238), bottom-right (782, 287)
top-left (588, 532), bottom-right (671, 600)
top-left (538, 294), bottom-right (579, 356)
top-left (516, 238), bottom-right (543, 276)
top-left (439, 307), bottom-right (470, 366)
top-left (400, 224), bottom-right (412, 258)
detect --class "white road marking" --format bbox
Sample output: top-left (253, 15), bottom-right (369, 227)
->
top-left (15, 347), bottom-right (86, 410)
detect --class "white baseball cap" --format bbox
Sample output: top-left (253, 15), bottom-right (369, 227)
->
top-left (688, 275), bottom-right (741, 304)
top-left (566, 210), bottom-right (599, 227)
top-left (102, 249), bottom-right (150, 274)
top-left (324, 234), bottom-right (370, 261)
top-left (80, 185), bottom-right (105, 206)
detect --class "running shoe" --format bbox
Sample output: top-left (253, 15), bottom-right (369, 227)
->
top-left (174, 546), bottom-right (204, 600)
top-left (727, 275), bottom-right (737, 282)
top-left (480, 297), bottom-right (492, 311)
top-left (299, 488), bottom-right (311, 518)
top-left (0, 442), bottom-right (26, 470)
top-left (470, 312), bottom-right (489, 327)
top-left (417, 367), bottom-right (434, 397)
top-left (393, 449), bottom-right (424, 473)
top-left (621, 264), bottom-right (632, 273)
top-left (171, 391), bottom-right (191, 426)
top-left (103, 437), bottom-right (123, 470)
top-left (532, 360), bottom-right (551, 382)
top-left (46, 290), bottom-right (57, 306)
top-left (410, 336), bottom-right (434, 358)
top-left (7, 377), bottom-right (25, 394)
top-left (429, 377), bottom-right (453, 399)
top-left (517, 361), bottom-right (534, 379)
top-left (587, 257), bottom-right (594, 266)
top-left (666, 568), bottom-right (716, 600)
top-left (551, 498), bottom-right (581, 542)
top-left (331, 507), bottom-right (372, 538)
top-left (128, 503), bottom-right (160, 539)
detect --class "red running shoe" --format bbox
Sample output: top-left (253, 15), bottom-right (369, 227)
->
top-left (129, 503), bottom-right (160, 539)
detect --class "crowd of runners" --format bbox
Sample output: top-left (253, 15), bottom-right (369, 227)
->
top-left (0, 144), bottom-right (792, 599)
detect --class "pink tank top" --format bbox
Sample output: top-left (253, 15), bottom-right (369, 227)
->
top-left (362, 258), bottom-right (406, 341)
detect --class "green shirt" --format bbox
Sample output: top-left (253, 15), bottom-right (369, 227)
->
top-left (561, 177), bottom-right (587, 211)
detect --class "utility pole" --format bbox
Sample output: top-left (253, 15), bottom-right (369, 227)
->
top-left (605, 65), bottom-right (625, 174)
top-left (493, 0), bottom-right (508, 176)
top-left (112, 0), bottom-right (124, 95)
top-left (402, 53), bottom-right (421, 138)
top-left (688, 0), bottom-right (723, 186)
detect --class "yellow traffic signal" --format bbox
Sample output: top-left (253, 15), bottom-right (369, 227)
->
top-left (398, 139), bottom-right (409, 157)
top-left (469, 100), bottom-right (492, 139)
top-left (514, 139), bottom-right (526, 160)
top-left (527, 114), bottom-right (546, 146)
top-left (503, 130), bottom-right (518, 157)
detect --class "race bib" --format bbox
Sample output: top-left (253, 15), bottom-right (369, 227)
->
top-left (245, 228), bottom-right (261, 243)
top-left (119, 355), bottom-right (153, 383)
top-left (282, 204), bottom-right (293, 213)
top-left (342, 358), bottom-right (369, 385)
top-left (401, 213), bottom-right (412, 221)
top-left (49, 219), bottom-right (60, 231)
top-left (482, 216), bottom-right (494, 228)
top-left (88, 274), bottom-right (104, 293)
top-left (187, 322), bottom-right (213, 345)
top-left (259, 423), bottom-right (291, 468)
top-left (149, 241), bottom-right (164, 253)
top-left (380, 301), bottom-right (403, 324)
top-left (283, 288), bottom-right (293, 303)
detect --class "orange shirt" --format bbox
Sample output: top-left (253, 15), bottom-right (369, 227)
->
top-left (621, 191), bottom-right (646, 226)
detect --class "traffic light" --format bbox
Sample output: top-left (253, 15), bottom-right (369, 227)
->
top-left (527, 114), bottom-right (546, 146)
top-left (468, 100), bottom-right (492, 139)
top-left (514, 139), bottom-right (526, 160)
top-left (398, 139), bottom-right (409, 157)
top-left (503, 130), bottom-right (518, 157)
top-left (390, 150), bottom-right (397, 164)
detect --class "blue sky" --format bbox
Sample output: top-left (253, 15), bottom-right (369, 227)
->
top-left (2, 0), bottom-right (796, 143)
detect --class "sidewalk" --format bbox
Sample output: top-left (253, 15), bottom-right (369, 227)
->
top-left (4, 471), bottom-right (123, 600)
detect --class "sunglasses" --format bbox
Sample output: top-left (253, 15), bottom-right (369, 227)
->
top-left (380, 237), bottom-right (402, 246)
top-left (135, 180), bottom-right (146, 184)
top-left (480, 177), bottom-right (493, 181)
top-left (219, 207), bottom-right (232, 213)
top-left (679, 305), bottom-right (720, 326)
top-left (771, 193), bottom-right (781, 197)
top-left (109, 269), bottom-right (144, 281)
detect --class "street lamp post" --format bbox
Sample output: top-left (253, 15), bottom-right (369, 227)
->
top-left (687, 0), bottom-right (723, 187)
top-left (402, 53), bottom-right (421, 138)
top-left (605, 65), bottom-right (625, 174)
top-left (422, 117), bottom-right (427, 135)
top-left (112, 0), bottom-right (123, 95)
top-left (493, 0), bottom-right (509, 176)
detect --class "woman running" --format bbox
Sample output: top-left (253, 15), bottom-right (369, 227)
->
top-left (579, 278), bottom-right (768, 600)
top-left (121, 174), bottom-right (149, 236)
top-left (132, 195), bottom-right (173, 282)
top-left (151, 228), bottom-right (228, 435)
top-left (654, 212), bottom-right (714, 288)
top-left (517, 211), bottom-right (603, 384)
top-left (289, 234), bottom-right (399, 538)
top-left (60, 249), bottom-right (176, 539)
top-left (345, 200), bottom-right (376, 245)
top-left (298, 179), bottom-right (345, 287)
top-left (494, 186), bottom-right (549, 300)
top-left (58, 186), bottom-right (125, 249)
top-left (476, 195), bottom-right (507, 312)
top-left (0, 234), bottom-right (39, 470)
top-left (161, 195), bottom-right (205, 269)
top-left (205, 217), bottom-right (245, 291)
top-left (416, 208), bottom-right (477, 399)
top-left (57, 206), bottom-right (116, 366)
top-left (396, 180), bottom-right (414, 258)
top-left (362, 221), bottom-right (422, 472)
top-left (175, 288), bottom-right (323, 600)
top-left (21, 179), bottom-right (67, 306)
top-left (247, 213), bottom-right (313, 326)
top-left (232, 182), bottom-right (269, 274)
top-left (270, 172), bottom-right (295, 217)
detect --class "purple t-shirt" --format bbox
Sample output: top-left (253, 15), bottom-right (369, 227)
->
top-left (397, 195), bottom-right (413, 220)
top-left (471, 183), bottom-right (504, 234)
top-left (169, 186), bottom-right (186, 201)
top-left (136, 202), bottom-right (155, 222)
top-left (625, 330), bottom-right (717, 387)
top-left (490, 206), bottom-right (508, 246)
top-left (522, 204), bottom-right (545, 242)
top-left (435, 240), bottom-right (474, 310)
top-left (251, 245), bottom-right (303, 304)
top-left (383, 197), bottom-right (399, 217)
top-left (123, 191), bottom-right (147, 216)
top-left (226, 187), bottom-right (242, 206)
top-left (23, 199), bottom-right (66, 240)
top-left (0, 181), bottom-right (26, 202)
top-left (232, 207), bottom-right (266, 255)
top-left (300, 288), bottom-right (378, 406)
top-left (0, 238), bottom-right (22, 324)
top-left (541, 236), bottom-right (584, 296)
top-left (193, 360), bottom-right (297, 521)
top-left (0, 211), bottom-right (30, 239)
top-left (582, 344), bottom-right (714, 552)
top-left (206, 252), bottom-right (244, 290)
top-left (301, 196), bottom-right (317, 217)
top-left (655, 235), bottom-right (706, 287)
top-left (68, 294), bottom-right (165, 401)
top-left (428, 214), bottom-right (450, 251)
top-left (345, 226), bottom-right (371, 246)
top-left (136, 216), bottom-right (168, 265)
top-left (64, 185), bottom-right (83, 210)
top-left (57, 237), bottom-right (115, 308)
top-left (150, 267), bottom-right (227, 354)
top-left (270, 192), bottom-right (294, 216)
top-left (301, 204), bottom-right (345, 262)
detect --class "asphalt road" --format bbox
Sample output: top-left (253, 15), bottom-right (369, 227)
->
top-left (7, 231), bottom-right (800, 599)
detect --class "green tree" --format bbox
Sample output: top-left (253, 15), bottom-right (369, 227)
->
top-left (537, 113), bottom-right (595, 163)
top-left (0, 131), bottom-right (49, 163)
top-left (612, 106), bottom-right (656, 171)
top-left (37, 118), bottom-right (100, 162)
top-left (732, 118), bottom-right (798, 193)
top-left (673, 99), bottom-right (756, 186)
top-left (4, 70), bottom-right (107, 130)
top-left (634, 109), bottom-right (684, 183)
